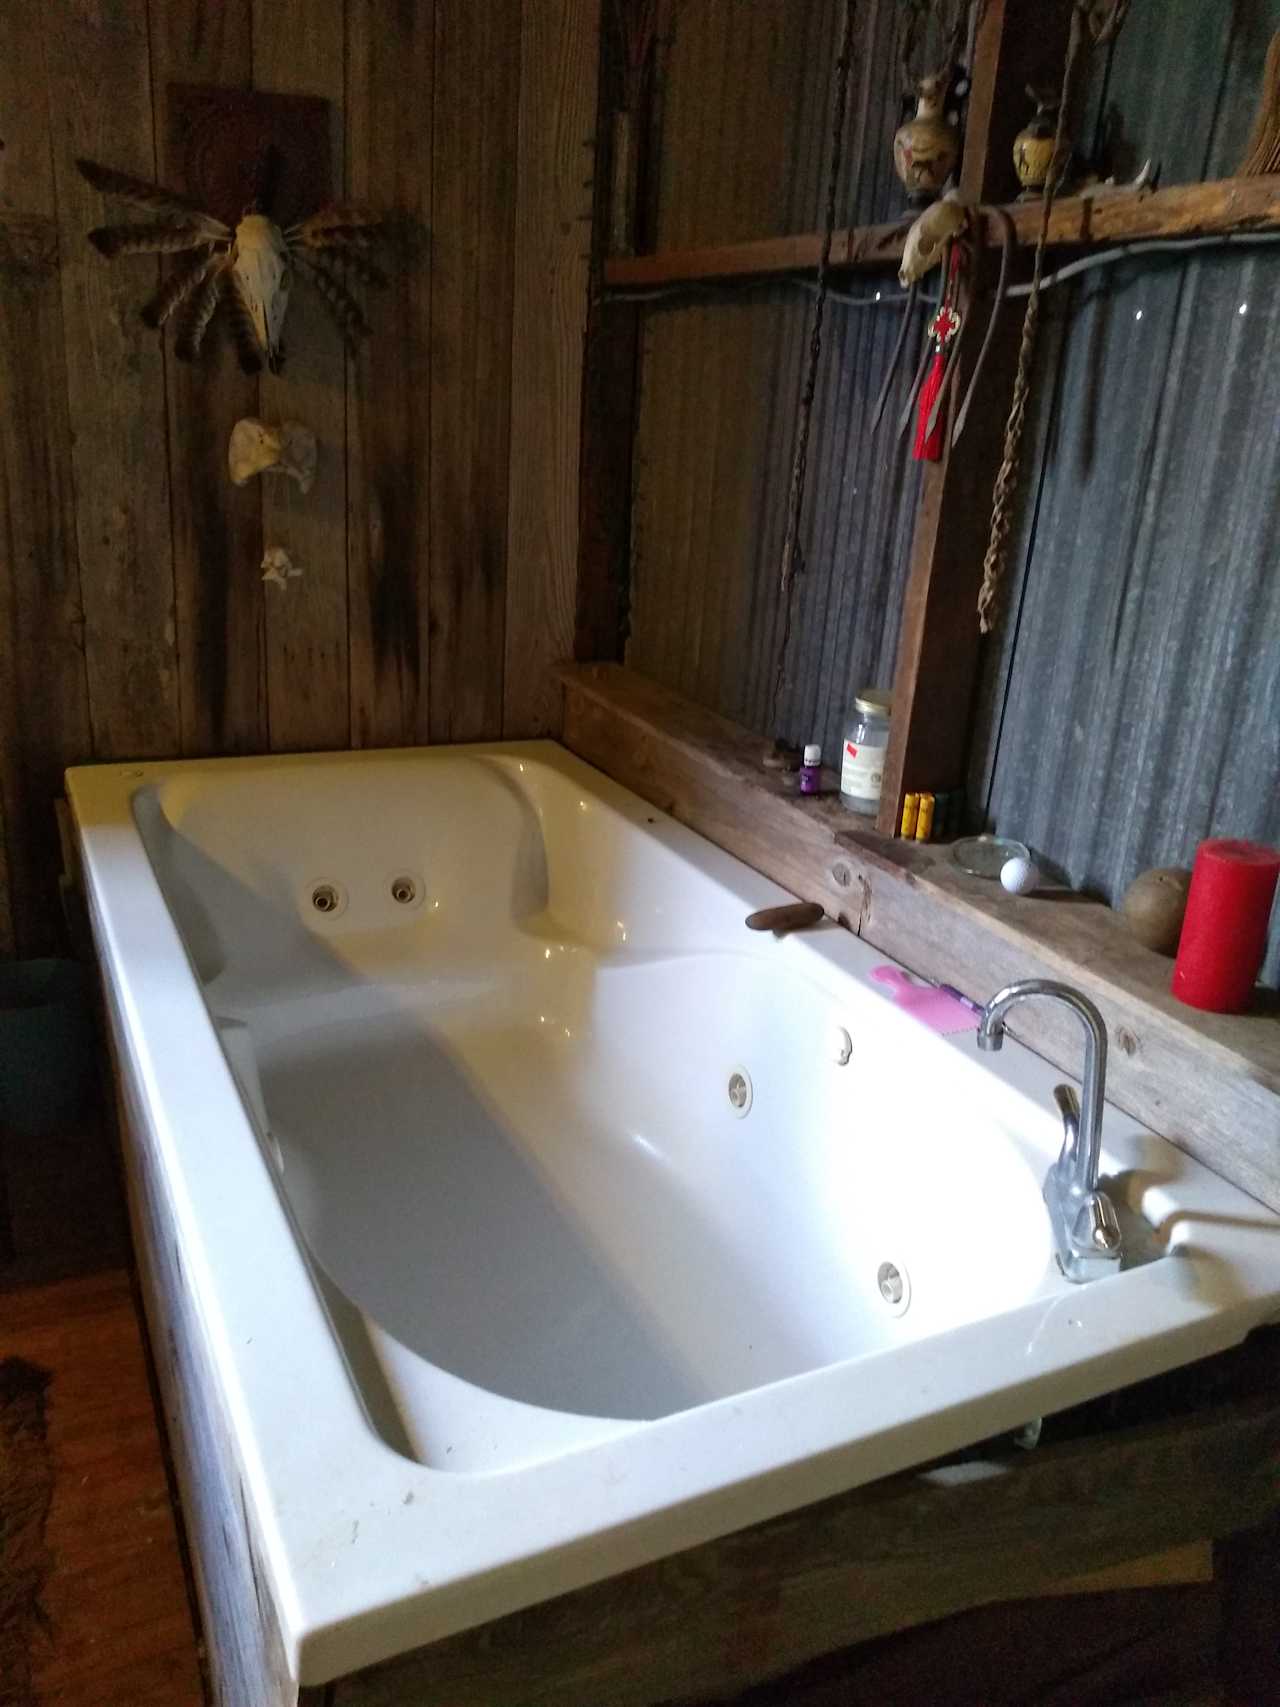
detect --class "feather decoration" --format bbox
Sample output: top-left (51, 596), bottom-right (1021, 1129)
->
top-left (175, 260), bottom-right (227, 362)
top-left (294, 253), bottom-right (372, 351)
top-left (291, 222), bottom-right (386, 252)
top-left (227, 273), bottom-right (266, 375)
top-left (76, 158), bottom-right (229, 238)
top-left (140, 247), bottom-right (216, 328)
top-left (88, 219), bottom-right (218, 259)
top-left (286, 203), bottom-right (387, 246)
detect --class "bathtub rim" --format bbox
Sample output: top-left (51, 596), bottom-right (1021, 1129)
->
top-left (68, 740), bottom-right (1280, 1686)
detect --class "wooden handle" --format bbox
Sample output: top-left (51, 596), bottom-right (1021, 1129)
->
top-left (744, 902), bottom-right (825, 934)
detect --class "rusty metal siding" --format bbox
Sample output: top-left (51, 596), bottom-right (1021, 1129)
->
top-left (628, 0), bottom-right (1280, 982)
top-left (971, 0), bottom-right (1280, 986)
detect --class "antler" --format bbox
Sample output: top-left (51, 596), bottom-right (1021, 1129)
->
top-left (76, 159), bottom-right (230, 239)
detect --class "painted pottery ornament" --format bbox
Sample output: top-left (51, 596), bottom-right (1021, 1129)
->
top-left (76, 158), bottom-right (394, 372)
top-left (1013, 86), bottom-right (1071, 196)
top-left (893, 73), bottom-right (959, 203)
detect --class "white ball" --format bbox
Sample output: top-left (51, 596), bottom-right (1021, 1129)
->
top-left (1000, 855), bottom-right (1040, 895)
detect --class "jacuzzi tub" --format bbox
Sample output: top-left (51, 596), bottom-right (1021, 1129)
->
top-left (68, 743), bottom-right (1280, 1688)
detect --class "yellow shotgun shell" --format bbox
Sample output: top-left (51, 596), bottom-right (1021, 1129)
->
top-left (900, 793), bottom-right (919, 838)
top-left (915, 792), bottom-right (936, 841)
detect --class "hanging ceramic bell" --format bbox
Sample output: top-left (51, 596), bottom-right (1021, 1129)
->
top-left (1013, 85), bottom-right (1071, 196)
top-left (893, 73), bottom-right (960, 204)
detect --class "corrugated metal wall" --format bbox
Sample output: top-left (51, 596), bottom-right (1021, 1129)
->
top-left (627, 0), bottom-right (1279, 980)
top-left (970, 0), bottom-right (1280, 983)
top-left (628, 0), bottom-right (923, 761)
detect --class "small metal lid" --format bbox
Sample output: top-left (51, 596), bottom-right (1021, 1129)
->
top-left (803, 743), bottom-right (822, 765)
top-left (853, 688), bottom-right (892, 716)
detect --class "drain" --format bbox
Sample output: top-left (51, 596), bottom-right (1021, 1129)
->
top-left (727, 1068), bottom-right (753, 1117)
top-left (390, 875), bottom-right (418, 905)
top-left (311, 883), bottom-right (341, 914)
top-left (876, 1260), bottom-right (911, 1316)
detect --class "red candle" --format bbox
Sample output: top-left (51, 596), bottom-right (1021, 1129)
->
top-left (1172, 839), bottom-right (1280, 1013)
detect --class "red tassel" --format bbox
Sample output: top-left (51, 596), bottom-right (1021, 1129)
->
top-left (913, 256), bottom-right (964, 463)
top-left (913, 349), bottom-right (948, 461)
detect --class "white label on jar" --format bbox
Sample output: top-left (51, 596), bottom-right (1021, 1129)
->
top-left (841, 738), bottom-right (886, 800)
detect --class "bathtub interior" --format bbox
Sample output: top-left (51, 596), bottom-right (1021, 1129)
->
top-left (133, 750), bottom-right (1079, 1471)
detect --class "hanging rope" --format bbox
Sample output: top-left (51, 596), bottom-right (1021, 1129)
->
top-left (975, 6), bottom-right (1086, 635)
top-left (772, 0), bottom-right (858, 726)
top-left (975, 0), bottom-right (1131, 634)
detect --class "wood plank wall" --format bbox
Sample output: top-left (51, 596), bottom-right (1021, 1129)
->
top-left (0, 0), bottom-right (599, 956)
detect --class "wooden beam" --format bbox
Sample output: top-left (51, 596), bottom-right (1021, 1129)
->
top-left (877, 0), bottom-right (1075, 833)
top-left (602, 174), bottom-right (1280, 290)
top-left (555, 664), bottom-right (1280, 1214)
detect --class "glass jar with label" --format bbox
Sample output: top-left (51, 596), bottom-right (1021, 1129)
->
top-left (839, 689), bottom-right (892, 815)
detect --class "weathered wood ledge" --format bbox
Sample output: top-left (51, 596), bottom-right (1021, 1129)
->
top-left (555, 664), bottom-right (1280, 1212)
top-left (603, 173), bottom-right (1280, 289)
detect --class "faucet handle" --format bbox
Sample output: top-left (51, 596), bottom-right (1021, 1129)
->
top-left (1073, 1189), bottom-right (1122, 1257)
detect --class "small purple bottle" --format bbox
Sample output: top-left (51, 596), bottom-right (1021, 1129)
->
top-left (799, 743), bottom-right (822, 794)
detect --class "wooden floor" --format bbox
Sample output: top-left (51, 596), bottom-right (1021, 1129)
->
top-left (2, 1269), bottom-right (205, 1706)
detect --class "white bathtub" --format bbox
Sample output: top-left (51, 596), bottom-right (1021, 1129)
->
top-left (68, 743), bottom-right (1280, 1687)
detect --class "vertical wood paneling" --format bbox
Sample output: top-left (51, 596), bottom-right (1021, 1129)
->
top-left (503, 0), bottom-right (600, 736)
top-left (429, 0), bottom-right (521, 743)
top-left (0, 0), bottom-right (592, 943)
top-left (254, 0), bottom-right (350, 753)
top-left (150, 0), bottom-right (266, 758)
top-left (46, 0), bottom-right (179, 761)
top-left (345, 0), bottom-right (434, 748)
top-left (0, 7), bottom-right (92, 953)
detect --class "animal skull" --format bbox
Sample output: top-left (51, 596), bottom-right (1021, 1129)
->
top-left (899, 191), bottom-right (969, 287)
top-left (231, 213), bottom-right (291, 370)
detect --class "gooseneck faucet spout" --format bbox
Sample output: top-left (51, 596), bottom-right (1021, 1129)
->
top-left (977, 979), bottom-right (1122, 1284)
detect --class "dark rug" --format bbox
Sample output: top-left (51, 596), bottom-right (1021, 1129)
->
top-left (0, 1357), bottom-right (53, 1707)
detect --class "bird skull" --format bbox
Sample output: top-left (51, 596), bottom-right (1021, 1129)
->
top-left (898, 194), bottom-right (969, 287)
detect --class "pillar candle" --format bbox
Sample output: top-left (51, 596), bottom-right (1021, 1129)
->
top-left (1171, 839), bottom-right (1280, 1013)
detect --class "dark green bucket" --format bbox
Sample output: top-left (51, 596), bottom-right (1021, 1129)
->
top-left (0, 959), bottom-right (96, 1137)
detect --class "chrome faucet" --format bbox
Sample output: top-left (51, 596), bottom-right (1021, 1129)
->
top-left (977, 979), bottom-right (1122, 1284)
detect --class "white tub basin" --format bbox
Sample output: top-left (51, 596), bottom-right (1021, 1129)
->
top-left (67, 742), bottom-right (1280, 1685)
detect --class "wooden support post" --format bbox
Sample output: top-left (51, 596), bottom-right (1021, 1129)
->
top-left (876, 0), bottom-right (1075, 834)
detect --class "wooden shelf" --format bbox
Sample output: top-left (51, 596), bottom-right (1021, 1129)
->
top-left (603, 173), bottom-right (1280, 290)
top-left (555, 663), bottom-right (1280, 1214)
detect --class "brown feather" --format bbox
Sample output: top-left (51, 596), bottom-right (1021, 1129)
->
top-left (88, 220), bottom-right (217, 259)
top-left (141, 248), bottom-right (216, 328)
top-left (76, 159), bottom-right (229, 238)
top-left (295, 254), bottom-right (372, 351)
top-left (175, 260), bottom-right (227, 361)
top-left (292, 222), bottom-right (386, 251)
top-left (226, 274), bottom-right (265, 375)
top-left (287, 203), bottom-right (385, 243)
